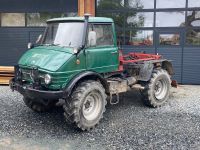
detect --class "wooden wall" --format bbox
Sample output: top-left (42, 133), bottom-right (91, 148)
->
top-left (78, 0), bottom-right (95, 16)
top-left (0, 66), bottom-right (14, 85)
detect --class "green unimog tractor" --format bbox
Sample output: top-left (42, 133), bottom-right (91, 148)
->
top-left (10, 14), bottom-right (175, 131)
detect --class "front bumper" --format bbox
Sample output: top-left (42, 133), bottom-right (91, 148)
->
top-left (10, 78), bottom-right (64, 101)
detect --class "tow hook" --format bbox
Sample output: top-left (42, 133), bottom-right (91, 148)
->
top-left (109, 93), bottom-right (119, 105)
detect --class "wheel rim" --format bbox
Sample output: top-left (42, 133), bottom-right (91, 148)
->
top-left (154, 79), bottom-right (168, 100)
top-left (82, 90), bottom-right (102, 121)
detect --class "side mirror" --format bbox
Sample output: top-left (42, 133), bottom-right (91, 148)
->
top-left (27, 34), bottom-right (43, 49)
top-left (36, 34), bottom-right (43, 44)
top-left (27, 43), bottom-right (34, 49)
top-left (88, 31), bottom-right (97, 47)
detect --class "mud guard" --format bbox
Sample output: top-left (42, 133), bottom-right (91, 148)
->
top-left (64, 71), bottom-right (108, 98)
top-left (138, 59), bottom-right (174, 82)
top-left (137, 62), bottom-right (154, 81)
top-left (162, 60), bottom-right (174, 75)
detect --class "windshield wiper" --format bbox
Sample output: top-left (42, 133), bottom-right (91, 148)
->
top-left (68, 42), bottom-right (72, 47)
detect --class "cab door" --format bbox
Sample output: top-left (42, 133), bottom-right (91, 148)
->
top-left (85, 23), bottom-right (119, 73)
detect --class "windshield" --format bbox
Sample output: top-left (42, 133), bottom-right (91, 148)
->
top-left (42, 22), bottom-right (84, 47)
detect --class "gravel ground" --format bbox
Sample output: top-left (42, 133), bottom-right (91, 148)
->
top-left (0, 85), bottom-right (200, 150)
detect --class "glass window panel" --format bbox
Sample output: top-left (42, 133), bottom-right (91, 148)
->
top-left (125, 30), bottom-right (153, 46)
top-left (126, 12), bottom-right (154, 28)
top-left (116, 30), bottom-right (125, 45)
top-left (66, 12), bottom-right (78, 17)
top-left (156, 12), bottom-right (185, 27)
top-left (96, 12), bottom-right (124, 29)
top-left (43, 22), bottom-right (84, 47)
top-left (1, 13), bottom-right (25, 26)
top-left (112, 13), bottom-right (124, 29)
top-left (186, 28), bottom-right (200, 46)
top-left (159, 34), bottom-right (180, 46)
top-left (88, 24), bottom-right (114, 46)
top-left (187, 11), bottom-right (200, 27)
top-left (157, 0), bottom-right (185, 8)
top-left (97, 0), bottom-right (116, 9)
top-left (27, 13), bottom-right (75, 27)
top-left (124, 0), bottom-right (154, 9)
top-left (97, 0), bottom-right (154, 10)
top-left (188, 0), bottom-right (200, 8)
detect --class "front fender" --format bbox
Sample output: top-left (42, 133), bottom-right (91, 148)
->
top-left (64, 71), bottom-right (108, 98)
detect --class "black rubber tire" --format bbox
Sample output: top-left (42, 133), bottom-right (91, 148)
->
top-left (23, 97), bottom-right (57, 112)
top-left (141, 69), bottom-right (171, 108)
top-left (63, 80), bottom-right (107, 131)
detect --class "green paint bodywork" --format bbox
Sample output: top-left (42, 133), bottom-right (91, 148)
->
top-left (19, 46), bottom-right (73, 72)
top-left (18, 17), bottom-right (119, 90)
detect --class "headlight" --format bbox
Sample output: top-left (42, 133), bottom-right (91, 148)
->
top-left (44, 74), bottom-right (51, 85)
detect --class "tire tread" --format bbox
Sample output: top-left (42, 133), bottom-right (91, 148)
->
top-left (63, 80), bottom-right (107, 131)
top-left (141, 69), bottom-right (171, 108)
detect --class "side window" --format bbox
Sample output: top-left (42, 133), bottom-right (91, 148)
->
top-left (88, 24), bottom-right (114, 47)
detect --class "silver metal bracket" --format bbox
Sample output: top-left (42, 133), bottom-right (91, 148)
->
top-left (109, 92), bottom-right (119, 105)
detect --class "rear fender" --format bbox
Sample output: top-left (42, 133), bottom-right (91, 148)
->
top-left (162, 61), bottom-right (174, 75)
top-left (138, 60), bottom-right (174, 81)
top-left (137, 62), bottom-right (154, 81)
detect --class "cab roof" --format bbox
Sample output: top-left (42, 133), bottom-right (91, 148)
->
top-left (47, 17), bottom-right (114, 23)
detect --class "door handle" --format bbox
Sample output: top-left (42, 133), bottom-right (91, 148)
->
top-left (111, 51), bottom-right (118, 54)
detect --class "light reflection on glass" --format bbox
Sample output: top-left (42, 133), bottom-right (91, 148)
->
top-left (126, 30), bottom-right (153, 46)
top-left (156, 12), bottom-right (185, 27)
top-left (159, 34), bottom-right (180, 46)
top-left (157, 0), bottom-right (185, 8)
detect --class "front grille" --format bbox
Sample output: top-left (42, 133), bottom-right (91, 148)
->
top-left (21, 69), bottom-right (32, 81)
top-left (21, 68), bottom-right (43, 83)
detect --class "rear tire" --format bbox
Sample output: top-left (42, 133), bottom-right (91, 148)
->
top-left (63, 80), bottom-right (107, 131)
top-left (141, 69), bottom-right (171, 108)
top-left (23, 97), bottom-right (57, 112)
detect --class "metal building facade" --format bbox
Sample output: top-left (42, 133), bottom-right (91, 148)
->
top-left (0, 0), bottom-right (78, 66)
top-left (96, 0), bottom-right (200, 84)
top-left (0, 0), bottom-right (200, 85)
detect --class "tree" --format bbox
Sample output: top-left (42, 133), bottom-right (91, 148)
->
top-left (97, 0), bottom-right (145, 45)
top-left (97, 0), bottom-right (144, 28)
top-left (186, 11), bottom-right (200, 45)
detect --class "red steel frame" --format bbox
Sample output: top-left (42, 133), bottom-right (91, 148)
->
top-left (118, 50), bottom-right (162, 71)
top-left (118, 51), bottom-right (178, 87)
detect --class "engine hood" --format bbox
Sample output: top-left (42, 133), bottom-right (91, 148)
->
top-left (18, 46), bottom-right (73, 71)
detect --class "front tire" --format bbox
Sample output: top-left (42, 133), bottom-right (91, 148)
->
top-left (141, 69), bottom-right (171, 108)
top-left (63, 80), bottom-right (107, 131)
top-left (23, 97), bottom-right (57, 112)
